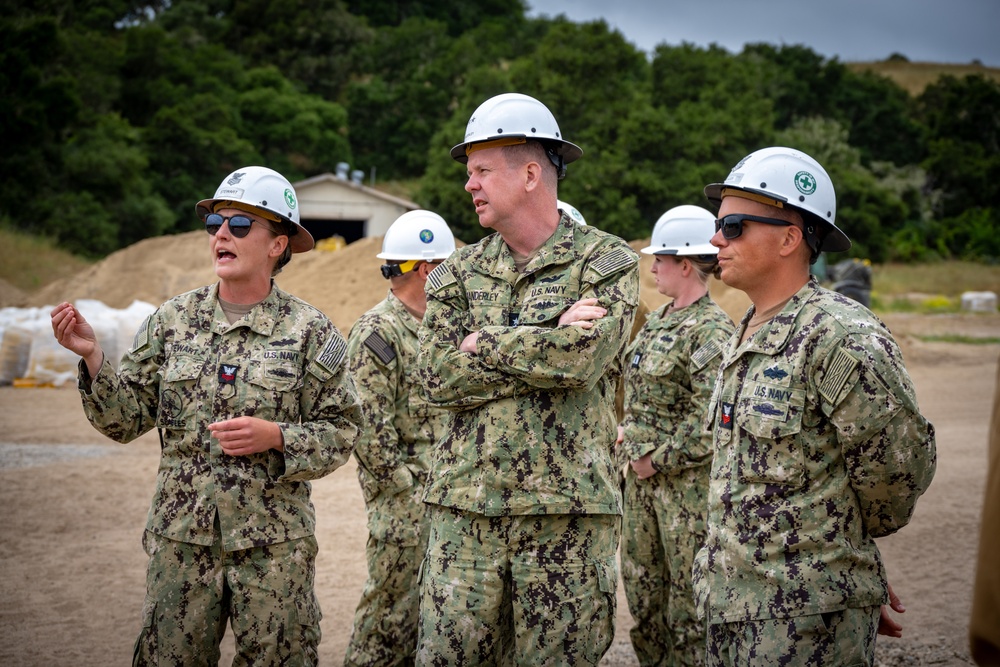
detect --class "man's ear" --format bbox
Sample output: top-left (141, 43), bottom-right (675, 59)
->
top-left (778, 225), bottom-right (807, 258)
top-left (523, 160), bottom-right (542, 192)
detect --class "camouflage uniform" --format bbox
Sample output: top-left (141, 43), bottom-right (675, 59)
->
top-left (76, 282), bottom-right (362, 666)
top-left (620, 295), bottom-right (734, 667)
top-left (345, 290), bottom-right (452, 667)
top-left (692, 279), bottom-right (936, 666)
top-left (416, 214), bottom-right (639, 665)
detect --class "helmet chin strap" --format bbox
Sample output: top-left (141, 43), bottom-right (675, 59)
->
top-left (546, 147), bottom-right (567, 180)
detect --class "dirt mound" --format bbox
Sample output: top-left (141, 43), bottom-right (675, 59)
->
top-left (19, 232), bottom-right (753, 337)
top-left (0, 278), bottom-right (27, 308)
top-left (29, 232), bottom-right (218, 311)
top-left (24, 232), bottom-right (391, 336)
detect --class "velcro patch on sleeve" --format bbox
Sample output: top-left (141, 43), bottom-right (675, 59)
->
top-left (130, 315), bottom-right (152, 353)
top-left (589, 247), bottom-right (636, 278)
top-left (315, 334), bottom-right (348, 375)
top-left (363, 331), bottom-right (396, 365)
top-left (691, 339), bottom-right (722, 370)
top-left (819, 347), bottom-right (860, 405)
top-left (427, 263), bottom-right (457, 291)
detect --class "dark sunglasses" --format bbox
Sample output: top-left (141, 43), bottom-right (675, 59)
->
top-left (205, 213), bottom-right (277, 238)
top-left (715, 213), bottom-right (794, 240)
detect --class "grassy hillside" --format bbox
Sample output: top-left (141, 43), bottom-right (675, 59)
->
top-left (847, 59), bottom-right (1000, 95)
top-left (0, 226), bottom-right (93, 294)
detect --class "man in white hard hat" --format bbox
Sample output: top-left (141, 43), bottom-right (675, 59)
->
top-left (692, 147), bottom-right (936, 665)
top-left (51, 166), bottom-right (362, 665)
top-left (415, 92), bottom-right (640, 664)
top-left (344, 210), bottom-right (456, 667)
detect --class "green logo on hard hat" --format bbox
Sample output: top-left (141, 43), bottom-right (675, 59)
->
top-left (284, 188), bottom-right (297, 209)
top-left (419, 229), bottom-right (434, 243)
top-left (795, 171), bottom-right (817, 195)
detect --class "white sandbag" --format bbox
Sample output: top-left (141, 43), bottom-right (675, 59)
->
top-left (961, 291), bottom-right (998, 313)
top-left (0, 320), bottom-right (39, 385)
top-left (74, 299), bottom-right (124, 370)
top-left (113, 300), bottom-right (157, 368)
top-left (23, 325), bottom-right (81, 387)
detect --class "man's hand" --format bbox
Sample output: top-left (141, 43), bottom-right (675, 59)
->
top-left (460, 331), bottom-right (480, 354)
top-left (630, 453), bottom-right (657, 479)
top-left (559, 298), bottom-right (607, 329)
top-left (878, 582), bottom-right (905, 638)
top-left (209, 416), bottom-right (284, 456)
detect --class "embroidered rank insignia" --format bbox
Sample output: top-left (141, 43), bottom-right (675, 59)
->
top-left (130, 315), bottom-right (152, 353)
top-left (218, 363), bottom-right (239, 385)
top-left (427, 263), bottom-right (456, 291)
top-left (631, 351), bottom-right (642, 368)
top-left (720, 402), bottom-right (734, 429)
top-left (363, 331), bottom-right (396, 365)
top-left (590, 247), bottom-right (636, 277)
top-left (508, 312), bottom-right (521, 327)
top-left (691, 340), bottom-right (721, 370)
top-left (315, 335), bottom-right (347, 375)
top-left (819, 347), bottom-right (859, 404)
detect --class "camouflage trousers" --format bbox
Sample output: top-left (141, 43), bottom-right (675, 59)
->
top-left (705, 606), bottom-right (879, 667)
top-left (133, 529), bottom-right (322, 667)
top-left (345, 482), bottom-right (430, 666)
top-left (622, 464), bottom-right (710, 667)
top-left (415, 506), bottom-right (620, 666)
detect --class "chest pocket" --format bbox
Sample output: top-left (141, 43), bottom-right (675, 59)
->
top-left (736, 381), bottom-right (806, 488)
top-left (637, 347), bottom-right (683, 407)
top-left (244, 358), bottom-right (304, 421)
top-left (518, 296), bottom-right (575, 328)
top-left (157, 354), bottom-right (206, 429)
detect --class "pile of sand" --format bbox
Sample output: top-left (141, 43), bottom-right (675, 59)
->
top-left (13, 231), bottom-right (751, 336)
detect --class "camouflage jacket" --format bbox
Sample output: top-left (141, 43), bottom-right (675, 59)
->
top-left (418, 214), bottom-right (640, 516)
top-left (621, 294), bottom-right (734, 472)
top-left (693, 279), bottom-right (936, 623)
top-left (77, 283), bottom-right (362, 552)
top-left (347, 290), bottom-right (451, 503)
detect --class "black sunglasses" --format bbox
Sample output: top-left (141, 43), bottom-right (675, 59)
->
top-left (205, 213), bottom-right (277, 238)
top-left (715, 213), bottom-right (794, 240)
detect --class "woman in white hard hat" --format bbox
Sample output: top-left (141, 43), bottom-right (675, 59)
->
top-left (618, 205), bottom-right (735, 667)
top-left (50, 166), bottom-right (362, 666)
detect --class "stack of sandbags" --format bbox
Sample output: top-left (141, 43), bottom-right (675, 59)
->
top-left (0, 307), bottom-right (49, 386)
top-left (1, 299), bottom-right (156, 388)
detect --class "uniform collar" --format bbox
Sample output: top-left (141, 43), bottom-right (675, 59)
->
top-left (386, 289), bottom-right (421, 335)
top-left (202, 281), bottom-right (283, 336)
top-left (480, 215), bottom-right (578, 279)
top-left (734, 278), bottom-right (820, 357)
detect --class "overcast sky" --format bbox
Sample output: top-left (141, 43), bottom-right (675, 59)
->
top-left (526, 0), bottom-right (1000, 67)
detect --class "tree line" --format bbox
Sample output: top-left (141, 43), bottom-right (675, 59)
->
top-left (2, 0), bottom-right (998, 263)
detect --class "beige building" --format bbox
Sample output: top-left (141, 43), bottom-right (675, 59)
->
top-left (294, 169), bottom-right (419, 244)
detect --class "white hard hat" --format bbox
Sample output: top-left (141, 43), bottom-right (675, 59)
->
top-left (196, 166), bottom-right (314, 253)
top-left (641, 205), bottom-right (718, 256)
top-left (704, 146), bottom-right (849, 253)
top-left (557, 200), bottom-right (587, 226)
top-left (451, 93), bottom-right (582, 178)
top-left (377, 210), bottom-right (456, 261)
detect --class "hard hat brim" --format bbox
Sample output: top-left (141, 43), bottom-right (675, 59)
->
top-left (450, 137), bottom-right (583, 164)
